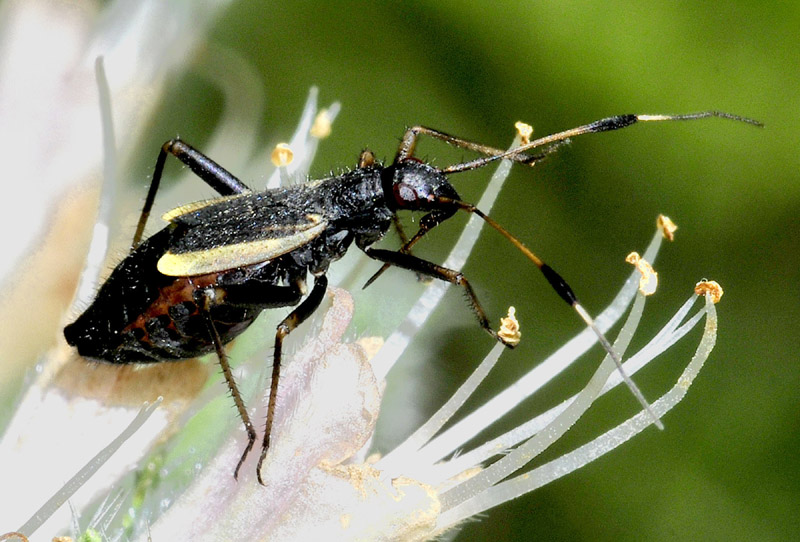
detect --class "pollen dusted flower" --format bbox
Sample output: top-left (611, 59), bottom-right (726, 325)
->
top-left (0, 2), bottom-right (724, 541)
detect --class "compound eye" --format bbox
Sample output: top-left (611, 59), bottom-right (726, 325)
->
top-left (394, 182), bottom-right (418, 204)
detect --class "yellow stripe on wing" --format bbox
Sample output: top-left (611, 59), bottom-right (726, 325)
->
top-left (157, 214), bottom-right (327, 276)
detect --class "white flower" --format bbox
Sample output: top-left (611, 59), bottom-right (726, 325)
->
top-left (0, 2), bottom-right (723, 540)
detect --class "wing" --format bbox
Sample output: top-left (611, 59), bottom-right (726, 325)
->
top-left (160, 193), bottom-right (250, 222)
top-left (157, 191), bottom-right (328, 276)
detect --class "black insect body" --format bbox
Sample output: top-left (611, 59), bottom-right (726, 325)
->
top-left (63, 112), bottom-right (760, 484)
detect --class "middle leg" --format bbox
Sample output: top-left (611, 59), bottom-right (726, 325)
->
top-left (256, 274), bottom-right (329, 485)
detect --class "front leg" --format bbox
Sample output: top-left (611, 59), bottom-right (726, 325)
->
top-left (363, 209), bottom-right (450, 289)
top-left (362, 247), bottom-right (514, 348)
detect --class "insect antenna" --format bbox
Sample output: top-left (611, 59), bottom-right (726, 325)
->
top-left (442, 111), bottom-right (762, 174)
top-left (420, 111), bottom-right (761, 425)
top-left (370, 112), bottom-right (760, 425)
top-left (363, 142), bottom-right (568, 289)
top-left (435, 196), bottom-right (664, 429)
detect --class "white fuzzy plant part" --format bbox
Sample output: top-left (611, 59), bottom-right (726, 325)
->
top-left (0, 21), bottom-right (723, 541)
top-left (4, 108), bottom-right (722, 541)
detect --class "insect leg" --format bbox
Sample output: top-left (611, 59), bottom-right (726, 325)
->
top-left (132, 139), bottom-right (253, 250)
top-left (221, 281), bottom-right (305, 309)
top-left (200, 303), bottom-right (257, 481)
top-left (388, 214), bottom-right (434, 282)
top-left (257, 274), bottom-right (329, 485)
top-left (435, 196), bottom-right (664, 427)
top-left (364, 209), bottom-right (452, 289)
top-left (362, 247), bottom-right (511, 347)
top-left (392, 214), bottom-right (411, 247)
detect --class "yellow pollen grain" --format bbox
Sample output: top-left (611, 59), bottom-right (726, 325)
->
top-left (271, 143), bottom-right (294, 167)
top-left (626, 252), bottom-right (658, 296)
top-left (311, 109), bottom-right (333, 138)
top-left (657, 214), bottom-right (678, 241)
top-left (498, 306), bottom-right (521, 346)
top-left (514, 121), bottom-right (534, 145)
top-left (695, 280), bottom-right (724, 303)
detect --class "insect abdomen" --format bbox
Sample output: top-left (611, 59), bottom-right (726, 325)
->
top-left (64, 229), bottom-right (260, 363)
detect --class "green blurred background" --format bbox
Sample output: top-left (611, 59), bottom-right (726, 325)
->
top-left (174, 2), bottom-right (796, 540)
top-left (19, 0), bottom-right (800, 540)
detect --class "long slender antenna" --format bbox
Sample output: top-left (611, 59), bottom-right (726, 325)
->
top-left (439, 196), bottom-right (664, 429)
top-left (443, 111), bottom-right (762, 174)
top-left (379, 111), bottom-right (760, 425)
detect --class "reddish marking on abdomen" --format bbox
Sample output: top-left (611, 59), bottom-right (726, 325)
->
top-left (123, 272), bottom-right (221, 335)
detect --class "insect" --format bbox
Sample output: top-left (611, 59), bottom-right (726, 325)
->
top-left (63, 110), bottom-right (760, 484)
